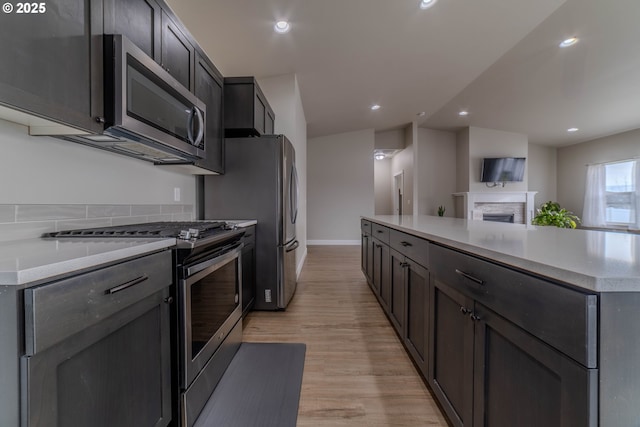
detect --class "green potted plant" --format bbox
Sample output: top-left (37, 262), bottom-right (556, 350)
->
top-left (532, 201), bottom-right (580, 229)
top-left (437, 205), bottom-right (446, 217)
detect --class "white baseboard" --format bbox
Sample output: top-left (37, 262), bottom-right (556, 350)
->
top-left (307, 240), bottom-right (360, 246)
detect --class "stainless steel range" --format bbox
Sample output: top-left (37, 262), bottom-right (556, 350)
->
top-left (46, 221), bottom-right (245, 427)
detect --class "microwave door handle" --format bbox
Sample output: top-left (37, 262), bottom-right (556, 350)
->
top-left (186, 107), bottom-right (196, 144)
top-left (194, 107), bottom-right (204, 146)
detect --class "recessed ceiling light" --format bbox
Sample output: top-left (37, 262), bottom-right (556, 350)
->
top-left (559, 37), bottom-right (579, 48)
top-left (374, 153), bottom-right (386, 160)
top-left (274, 20), bottom-right (290, 34)
top-left (419, 0), bottom-right (437, 10)
top-left (567, 127), bottom-right (579, 132)
top-left (417, 112), bottom-right (426, 117)
top-left (371, 104), bottom-right (381, 111)
top-left (458, 110), bottom-right (469, 116)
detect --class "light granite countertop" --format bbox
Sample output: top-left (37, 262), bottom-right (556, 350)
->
top-left (0, 238), bottom-right (176, 287)
top-left (363, 215), bottom-right (640, 292)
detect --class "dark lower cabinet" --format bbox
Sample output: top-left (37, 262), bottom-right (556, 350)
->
top-left (0, 0), bottom-right (103, 133)
top-left (389, 249), bottom-right (406, 336)
top-left (429, 279), bottom-right (474, 427)
top-left (404, 260), bottom-right (429, 376)
top-left (361, 220), bottom-right (602, 426)
top-left (372, 239), bottom-right (391, 311)
top-left (473, 304), bottom-right (597, 427)
top-left (429, 277), bottom-right (597, 427)
top-left (241, 226), bottom-right (256, 317)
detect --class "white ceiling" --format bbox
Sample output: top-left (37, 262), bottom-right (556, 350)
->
top-left (166, 0), bottom-right (640, 147)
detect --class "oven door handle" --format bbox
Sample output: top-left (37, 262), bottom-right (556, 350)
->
top-left (185, 243), bottom-right (243, 278)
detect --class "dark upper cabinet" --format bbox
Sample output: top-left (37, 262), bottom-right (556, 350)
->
top-left (0, 0), bottom-right (104, 133)
top-left (103, 0), bottom-right (161, 61)
top-left (193, 52), bottom-right (224, 174)
top-left (224, 77), bottom-right (275, 137)
top-left (161, 11), bottom-right (194, 91)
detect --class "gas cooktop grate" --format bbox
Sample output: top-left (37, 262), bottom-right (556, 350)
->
top-left (43, 221), bottom-right (229, 239)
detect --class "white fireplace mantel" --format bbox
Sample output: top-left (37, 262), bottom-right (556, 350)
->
top-left (453, 191), bottom-right (538, 224)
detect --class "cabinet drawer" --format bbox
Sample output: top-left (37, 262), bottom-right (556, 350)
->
top-left (390, 230), bottom-right (429, 267)
top-left (371, 223), bottom-right (390, 244)
top-left (361, 219), bottom-right (372, 234)
top-left (430, 243), bottom-right (597, 368)
top-left (24, 250), bottom-right (172, 355)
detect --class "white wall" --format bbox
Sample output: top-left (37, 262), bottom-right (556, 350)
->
top-left (467, 127), bottom-right (528, 192)
top-left (307, 129), bottom-right (374, 243)
top-left (374, 158), bottom-right (393, 214)
top-left (257, 74), bottom-right (308, 271)
top-left (557, 128), bottom-right (640, 217)
top-left (417, 128), bottom-right (457, 216)
top-left (0, 118), bottom-right (196, 204)
top-left (456, 127), bottom-right (470, 193)
top-left (528, 143), bottom-right (557, 208)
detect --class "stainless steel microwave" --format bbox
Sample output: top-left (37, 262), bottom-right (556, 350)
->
top-left (65, 35), bottom-right (206, 164)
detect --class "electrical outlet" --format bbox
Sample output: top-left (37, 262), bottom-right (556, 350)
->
top-left (174, 187), bottom-right (181, 202)
top-left (264, 289), bottom-right (272, 303)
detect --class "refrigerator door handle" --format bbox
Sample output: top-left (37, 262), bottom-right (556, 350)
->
top-left (285, 240), bottom-right (299, 252)
top-left (290, 163), bottom-right (299, 224)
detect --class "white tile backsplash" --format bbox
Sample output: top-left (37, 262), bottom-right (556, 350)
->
top-left (0, 204), bottom-right (194, 242)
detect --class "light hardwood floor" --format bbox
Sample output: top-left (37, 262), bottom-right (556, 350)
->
top-left (243, 245), bottom-right (449, 426)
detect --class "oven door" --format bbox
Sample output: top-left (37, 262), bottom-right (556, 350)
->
top-left (180, 243), bottom-right (242, 389)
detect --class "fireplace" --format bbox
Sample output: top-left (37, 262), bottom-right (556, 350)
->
top-left (453, 191), bottom-right (537, 225)
top-left (483, 213), bottom-right (515, 223)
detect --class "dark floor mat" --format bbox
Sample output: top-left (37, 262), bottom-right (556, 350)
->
top-left (194, 342), bottom-right (306, 427)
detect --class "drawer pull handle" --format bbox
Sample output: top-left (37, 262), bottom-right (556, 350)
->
top-left (455, 269), bottom-right (484, 286)
top-left (400, 262), bottom-right (410, 268)
top-left (400, 241), bottom-right (412, 247)
top-left (105, 275), bottom-right (149, 295)
top-left (460, 306), bottom-right (472, 315)
top-left (376, 230), bottom-right (384, 233)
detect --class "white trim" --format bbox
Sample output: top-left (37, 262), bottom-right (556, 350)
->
top-left (296, 247), bottom-right (307, 279)
top-left (307, 240), bottom-right (360, 245)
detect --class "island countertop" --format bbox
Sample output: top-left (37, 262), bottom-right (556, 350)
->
top-left (362, 215), bottom-right (640, 292)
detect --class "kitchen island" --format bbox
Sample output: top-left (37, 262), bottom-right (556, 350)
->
top-left (361, 215), bottom-right (640, 427)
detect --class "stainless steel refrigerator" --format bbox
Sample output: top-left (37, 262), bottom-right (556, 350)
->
top-left (202, 135), bottom-right (299, 310)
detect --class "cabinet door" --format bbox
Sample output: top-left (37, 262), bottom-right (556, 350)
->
top-left (22, 287), bottom-right (172, 427)
top-left (389, 250), bottom-right (406, 336)
top-left (253, 93), bottom-right (266, 135)
top-left (429, 278), bottom-right (474, 427)
top-left (161, 11), bottom-right (194, 90)
top-left (378, 243), bottom-right (391, 312)
top-left (473, 304), bottom-right (597, 427)
top-left (194, 52), bottom-right (224, 173)
top-left (0, 0), bottom-right (103, 133)
top-left (372, 239), bottom-right (391, 312)
top-left (366, 234), bottom-right (375, 284)
top-left (266, 110), bottom-right (275, 134)
top-left (361, 233), bottom-right (369, 278)
top-left (104, 0), bottom-right (161, 61)
top-left (404, 260), bottom-right (429, 376)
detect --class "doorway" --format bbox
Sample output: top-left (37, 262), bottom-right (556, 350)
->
top-left (393, 171), bottom-right (404, 215)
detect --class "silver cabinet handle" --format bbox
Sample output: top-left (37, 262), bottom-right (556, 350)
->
top-left (105, 275), bottom-right (149, 295)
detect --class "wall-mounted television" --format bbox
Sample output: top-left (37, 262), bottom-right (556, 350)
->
top-left (480, 157), bottom-right (526, 182)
